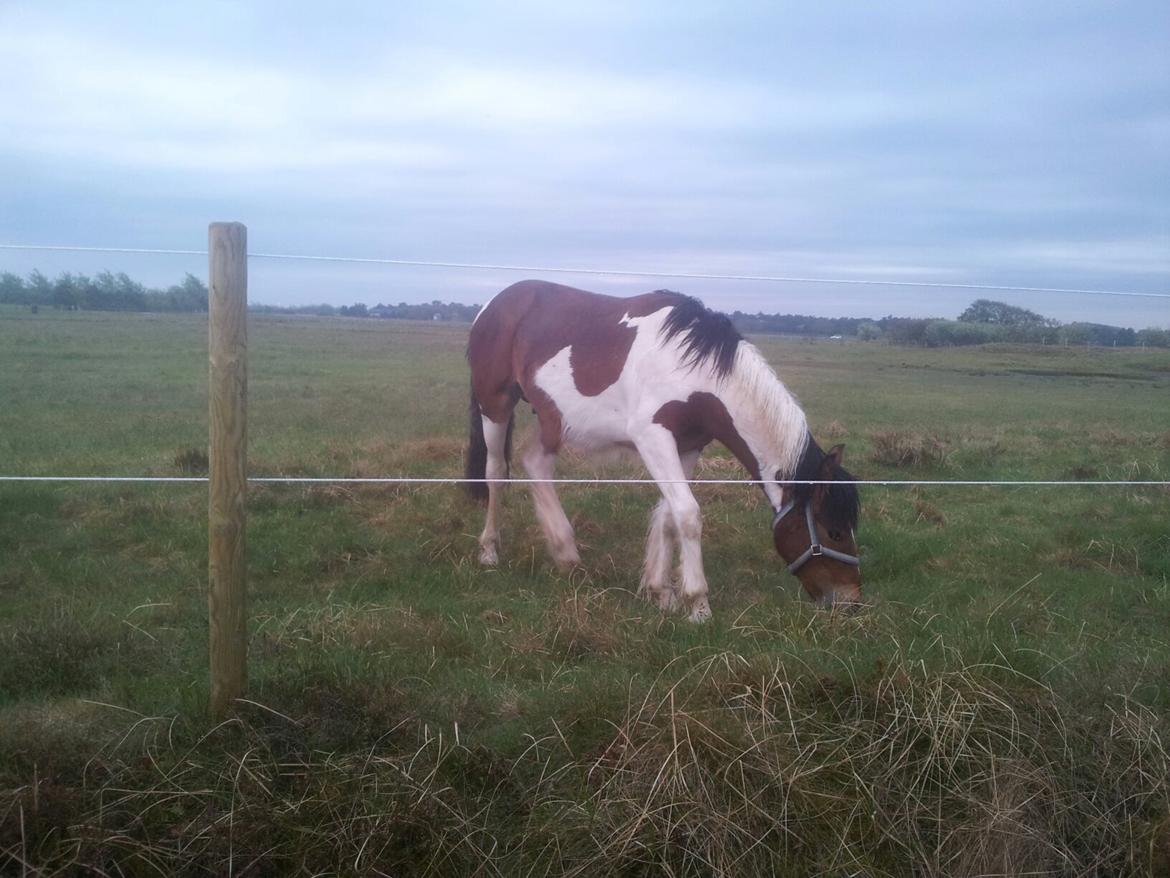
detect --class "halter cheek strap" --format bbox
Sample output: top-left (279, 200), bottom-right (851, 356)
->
top-left (772, 500), bottom-right (861, 574)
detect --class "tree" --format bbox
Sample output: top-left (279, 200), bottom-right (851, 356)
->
top-left (1136, 327), bottom-right (1170, 348)
top-left (1058, 323), bottom-right (1090, 346)
top-left (27, 270), bottom-right (52, 305)
top-left (1059, 322), bottom-right (1135, 347)
top-left (958, 299), bottom-right (1057, 328)
top-left (161, 274), bottom-right (209, 311)
top-left (52, 272), bottom-right (85, 309)
top-left (0, 272), bottom-right (27, 304)
top-left (880, 317), bottom-right (933, 345)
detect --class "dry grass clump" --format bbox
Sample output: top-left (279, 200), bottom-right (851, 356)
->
top-left (870, 430), bottom-right (952, 468)
top-left (171, 447), bottom-right (208, 474)
top-left (823, 419), bottom-right (849, 439)
top-left (254, 602), bottom-right (469, 660)
top-left (1, 717), bottom-right (503, 876)
top-left (330, 435), bottom-right (465, 477)
top-left (523, 656), bottom-right (1169, 877)
top-left (694, 454), bottom-right (741, 477)
top-left (4, 655), bottom-right (1166, 876)
top-left (541, 588), bottom-right (630, 659)
top-left (914, 497), bottom-right (948, 527)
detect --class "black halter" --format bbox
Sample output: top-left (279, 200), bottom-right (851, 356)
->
top-left (772, 500), bottom-right (861, 574)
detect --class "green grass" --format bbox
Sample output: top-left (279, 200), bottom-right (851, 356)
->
top-left (1, 307), bottom-right (1169, 875)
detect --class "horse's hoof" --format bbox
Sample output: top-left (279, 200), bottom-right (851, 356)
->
top-left (639, 578), bottom-right (678, 611)
top-left (553, 550), bottom-right (581, 573)
top-left (478, 546), bottom-right (499, 566)
top-left (687, 598), bottom-right (712, 624)
top-left (657, 589), bottom-right (679, 612)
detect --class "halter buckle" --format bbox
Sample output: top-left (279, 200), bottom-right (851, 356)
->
top-left (775, 497), bottom-right (860, 575)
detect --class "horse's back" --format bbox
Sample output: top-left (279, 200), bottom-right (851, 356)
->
top-left (474, 280), bottom-right (677, 332)
top-left (469, 280), bottom-right (683, 388)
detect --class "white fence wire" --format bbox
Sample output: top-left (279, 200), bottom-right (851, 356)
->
top-left (1, 476), bottom-right (1167, 487)
top-left (2, 242), bottom-right (1168, 299)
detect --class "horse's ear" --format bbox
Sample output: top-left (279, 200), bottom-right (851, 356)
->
top-left (822, 443), bottom-right (845, 473)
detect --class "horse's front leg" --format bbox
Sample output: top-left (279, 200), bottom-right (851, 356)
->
top-left (635, 430), bottom-right (711, 623)
top-left (640, 449), bottom-right (699, 612)
top-left (640, 498), bottom-right (678, 610)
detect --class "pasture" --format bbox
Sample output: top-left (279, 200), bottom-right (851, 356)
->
top-left (1, 305), bottom-right (1169, 876)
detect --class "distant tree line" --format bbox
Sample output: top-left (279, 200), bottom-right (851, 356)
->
top-left (730, 298), bottom-right (1167, 348)
top-left (863, 299), bottom-right (1165, 348)
top-left (1, 270), bottom-right (209, 312)
top-left (282, 294), bottom-right (1168, 348)
top-left (4, 271), bottom-right (1166, 348)
top-left (729, 311), bottom-right (867, 337)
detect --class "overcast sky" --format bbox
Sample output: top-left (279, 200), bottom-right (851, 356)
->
top-left (1, 1), bottom-right (1167, 327)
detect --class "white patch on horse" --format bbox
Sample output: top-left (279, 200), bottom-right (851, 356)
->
top-left (531, 308), bottom-right (808, 492)
top-left (533, 308), bottom-right (676, 452)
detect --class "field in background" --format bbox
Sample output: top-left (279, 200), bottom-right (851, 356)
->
top-left (1, 307), bottom-right (1169, 875)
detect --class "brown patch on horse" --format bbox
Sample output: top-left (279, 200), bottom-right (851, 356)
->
top-left (524, 381), bottom-right (566, 453)
top-left (568, 327), bottom-right (637, 396)
top-left (471, 280), bottom-right (684, 451)
top-left (506, 280), bottom-right (681, 396)
top-left (652, 392), bottom-right (761, 480)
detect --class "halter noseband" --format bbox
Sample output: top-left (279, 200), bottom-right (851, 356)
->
top-left (772, 499), bottom-right (861, 574)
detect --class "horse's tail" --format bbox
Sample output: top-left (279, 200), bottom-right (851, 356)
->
top-left (466, 382), bottom-right (490, 502)
top-left (465, 382), bottom-right (514, 502)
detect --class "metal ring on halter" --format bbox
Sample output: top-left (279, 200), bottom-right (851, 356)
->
top-left (772, 500), bottom-right (861, 574)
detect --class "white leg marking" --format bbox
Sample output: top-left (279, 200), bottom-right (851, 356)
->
top-left (521, 436), bottom-right (580, 572)
top-left (641, 498), bottom-right (678, 610)
top-left (640, 450), bottom-right (699, 611)
top-left (635, 430), bottom-right (711, 623)
top-left (478, 416), bottom-right (510, 566)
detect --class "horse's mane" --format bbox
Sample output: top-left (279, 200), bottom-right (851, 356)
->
top-left (659, 293), bottom-right (742, 379)
top-left (790, 438), bottom-right (860, 532)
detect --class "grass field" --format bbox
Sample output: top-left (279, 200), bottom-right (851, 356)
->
top-left (1, 306), bottom-right (1169, 876)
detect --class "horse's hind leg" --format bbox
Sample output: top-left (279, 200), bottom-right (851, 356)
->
top-left (477, 415), bottom-right (511, 565)
top-left (640, 449), bottom-right (699, 611)
top-left (521, 431), bottom-right (580, 572)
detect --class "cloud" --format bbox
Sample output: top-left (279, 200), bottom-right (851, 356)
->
top-left (0, 2), bottom-right (1166, 328)
top-left (0, 17), bottom-right (923, 179)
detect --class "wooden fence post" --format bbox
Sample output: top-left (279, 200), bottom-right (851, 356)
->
top-left (208, 222), bottom-right (248, 719)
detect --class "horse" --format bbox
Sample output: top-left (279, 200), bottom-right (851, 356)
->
top-left (464, 279), bottom-right (862, 622)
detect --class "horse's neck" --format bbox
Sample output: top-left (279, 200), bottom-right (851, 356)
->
top-left (721, 344), bottom-right (809, 482)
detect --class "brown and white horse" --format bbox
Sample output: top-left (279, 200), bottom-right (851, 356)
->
top-left (465, 279), bottom-right (862, 621)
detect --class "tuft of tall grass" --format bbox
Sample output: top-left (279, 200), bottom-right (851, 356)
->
top-left (171, 447), bottom-right (209, 475)
top-left (870, 430), bottom-right (952, 468)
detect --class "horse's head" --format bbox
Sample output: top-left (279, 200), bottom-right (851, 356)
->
top-left (772, 443), bottom-right (863, 608)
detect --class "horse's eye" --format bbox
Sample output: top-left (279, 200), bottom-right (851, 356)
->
top-left (828, 530), bottom-right (843, 541)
